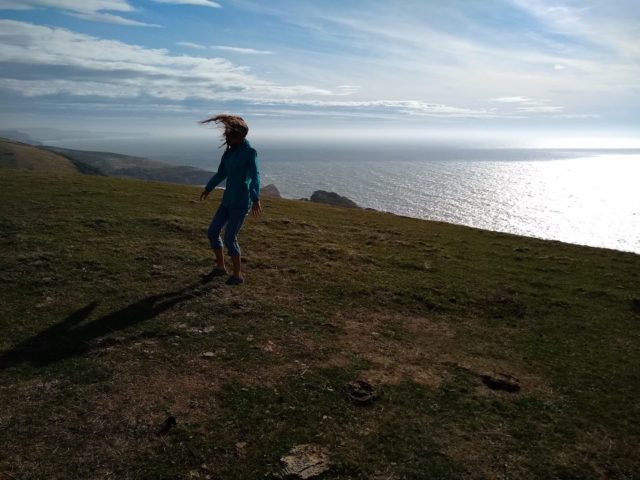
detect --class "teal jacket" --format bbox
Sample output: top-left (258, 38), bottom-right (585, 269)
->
top-left (205, 139), bottom-right (260, 209)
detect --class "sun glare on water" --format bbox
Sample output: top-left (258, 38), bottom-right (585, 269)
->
top-left (533, 135), bottom-right (640, 149)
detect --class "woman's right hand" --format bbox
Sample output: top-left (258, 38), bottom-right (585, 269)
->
top-left (199, 190), bottom-right (209, 201)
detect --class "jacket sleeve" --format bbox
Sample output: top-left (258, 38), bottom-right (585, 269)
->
top-left (204, 155), bottom-right (227, 192)
top-left (248, 149), bottom-right (261, 203)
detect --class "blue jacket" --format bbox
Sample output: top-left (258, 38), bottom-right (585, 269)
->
top-left (205, 139), bottom-right (260, 209)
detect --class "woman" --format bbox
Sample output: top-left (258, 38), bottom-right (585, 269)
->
top-left (199, 115), bottom-right (261, 285)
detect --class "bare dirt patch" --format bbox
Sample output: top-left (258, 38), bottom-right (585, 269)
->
top-left (326, 308), bottom-right (456, 387)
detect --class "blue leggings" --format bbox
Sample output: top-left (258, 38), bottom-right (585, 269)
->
top-left (208, 205), bottom-right (248, 256)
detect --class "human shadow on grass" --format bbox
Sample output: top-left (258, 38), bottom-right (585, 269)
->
top-left (0, 276), bottom-right (219, 369)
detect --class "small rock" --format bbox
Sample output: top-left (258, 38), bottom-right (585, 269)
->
top-left (481, 372), bottom-right (520, 392)
top-left (260, 184), bottom-right (281, 198)
top-left (201, 352), bottom-right (216, 358)
top-left (631, 298), bottom-right (640, 315)
top-left (280, 444), bottom-right (330, 479)
top-left (235, 441), bottom-right (247, 458)
top-left (157, 415), bottom-right (177, 435)
top-left (344, 379), bottom-right (378, 404)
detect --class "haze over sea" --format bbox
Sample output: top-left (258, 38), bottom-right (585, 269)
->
top-left (47, 136), bottom-right (640, 255)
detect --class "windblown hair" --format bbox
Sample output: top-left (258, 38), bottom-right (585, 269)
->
top-left (199, 114), bottom-right (248, 149)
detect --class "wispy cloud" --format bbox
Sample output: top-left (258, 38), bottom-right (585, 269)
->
top-left (1, 1), bottom-right (636, 130)
top-left (69, 12), bottom-right (161, 27)
top-left (0, 20), bottom-right (324, 102)
top-left (507, 0), bottom-right (640, 59)
top-left (0, 0), bottom-right (158, 26)
top-left (254, 99), bottom-right (503, 119)
top-left (240, 2), bottom-right (637, 119)
top-left (176, 41), bottom-right (207, 49)
top-left (517, 105), bottom-right (564, 113)
top-left (492, 96), bottom-right (536, 104)
top-left (0, 1), bottom-right (34, 10)
top-left (151, 0), bottom-right (221, 7)
top-left (211, 45), bottom-right (273, 55)
top-left (491, 96), bottom-right (564, 114)
top-left (0, 19), bottom-right (604, 121)
top-left (334, 85), bottom-right (360, 96)
top-left (153, 0), bottom-right (222, 8)
top-left (0, 0), bottom-right (134, 12)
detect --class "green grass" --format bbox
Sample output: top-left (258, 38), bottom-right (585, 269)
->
top-left (0, 138), bottom-right (79, 174)
top-left (1, 169), bottom-right (639, 479)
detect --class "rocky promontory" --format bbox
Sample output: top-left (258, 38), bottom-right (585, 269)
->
top-left (309, 190), bottom-right (359, 208)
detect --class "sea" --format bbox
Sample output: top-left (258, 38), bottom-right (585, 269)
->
top-left (46, 136), bottom-right (640, 254)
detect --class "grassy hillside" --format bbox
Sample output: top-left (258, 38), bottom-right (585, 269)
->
top-left (1, 169), bottom-right (639, 479)
top-left (0, 137), bottom-right (214, 185)
top-left (45, 145), bottom-right (213, 185)
top-left (0, 138), bottom-right (80, 174)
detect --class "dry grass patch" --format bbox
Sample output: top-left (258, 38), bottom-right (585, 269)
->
top-left (326, 308), bottom-right (455, 387)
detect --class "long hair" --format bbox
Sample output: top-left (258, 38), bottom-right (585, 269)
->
top-left (199, 114), bottom-right (248, 150)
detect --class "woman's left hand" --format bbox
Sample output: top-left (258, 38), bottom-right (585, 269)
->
top-left (251, 200), bottom-right (262, 217)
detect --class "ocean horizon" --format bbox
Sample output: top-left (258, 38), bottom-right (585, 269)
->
top-left (45, 136), bottom-right (640, 255)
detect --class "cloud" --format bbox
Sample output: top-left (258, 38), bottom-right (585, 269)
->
top-left (492, 96), bottom-right (535, 103)
top-left (253, 99), bottom-right (503, 119)
top-left (491, 96), bottom-right (564, 114)
top-left (177, 41), bottom-right (207, 49)
top-left (557, 113), bottom-right (600, 119)
top-left (0, 21), bottom-right (515, 120)
top-left (250, 2), bottom-right (637, 121)
top-left (0, 0), bottom-right (158, 27)
top-left (517, 105), bottom-right (564, 113)
top-left (0, 19), bottom-right (592, 122)
top-left (507, 0), bottom-right (640, 60)
top-left (0, 1), bottom-right (34, 9)
top-left (177, 43), bottom-right (274, 54)
top-left (335, 85), bottom-right (360, 96)
top-left (0, 0), bottom-right (134, 13)
top-left (0, 20), bottom-right (327, 102)
top-left (211, 45), bottom-right (273, 55)
top-left (151, 0), bottom-right (221, 7)
top-left (69, 12), bottom-right (161, 27)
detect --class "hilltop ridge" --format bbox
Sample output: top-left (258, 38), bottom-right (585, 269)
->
top-left (0, 137), bottom-right (214, 185)
top-left (0, 137), bottom-right (82, 174)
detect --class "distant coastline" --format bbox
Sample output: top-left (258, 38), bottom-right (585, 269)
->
top-left (2, 133), bottom-right (639, 255)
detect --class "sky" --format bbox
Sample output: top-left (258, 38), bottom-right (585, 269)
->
top-left (0, 0), bottom-right (639, 146)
